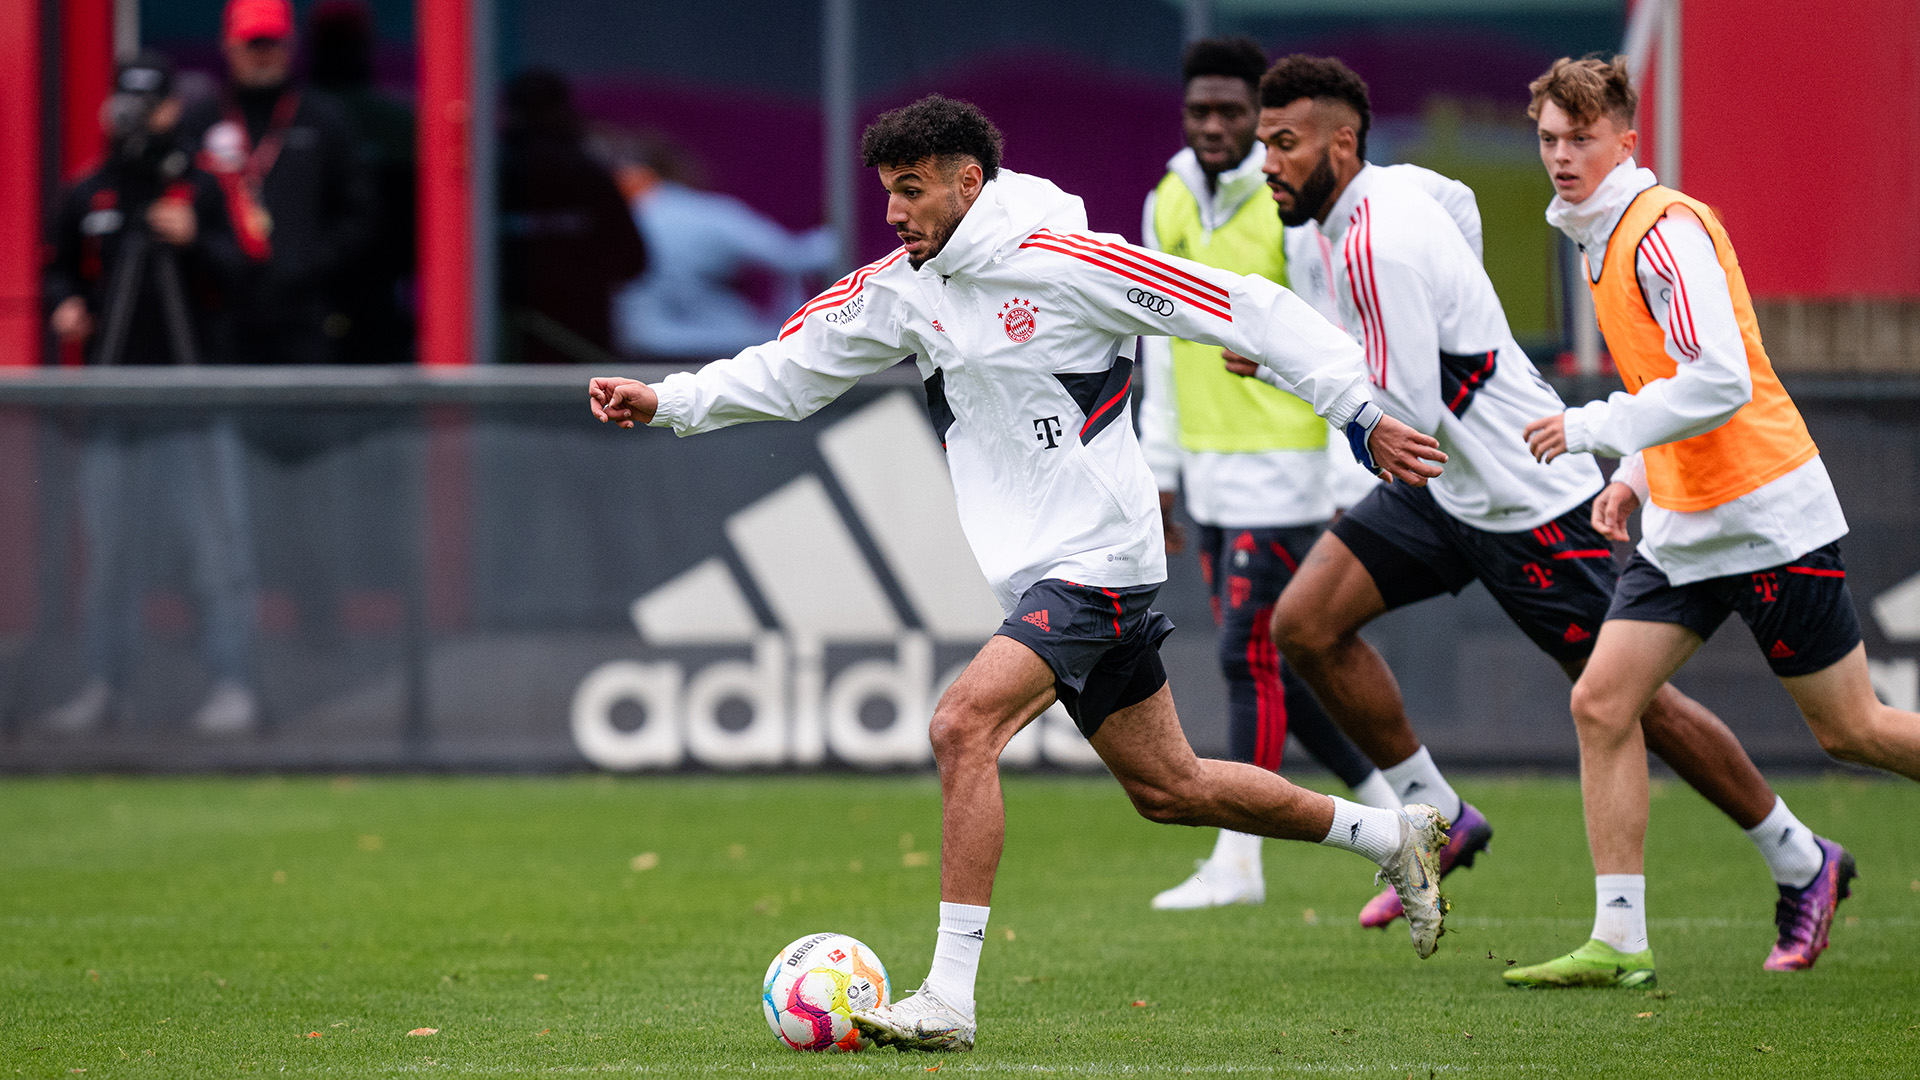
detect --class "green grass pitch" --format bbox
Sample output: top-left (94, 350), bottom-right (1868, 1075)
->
top-left (4, 773), bottom-right (1918, 1077)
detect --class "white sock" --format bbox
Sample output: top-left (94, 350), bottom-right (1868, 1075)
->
top-left (924, 902), bottom-right (988, 1014)
top-left (1350, 769), bottom-right (1400, 810)
top-left (1209, 828), bottom-right (1262, 868)
top-left (1319, 797), bottom-right (1404, 866)
top-left (1743, 796), bottom-right (1825, 889)
top-left (1381, 746), bottom-right (1463, 821)
top-left (1591, 874), bottom-right (1649, 953)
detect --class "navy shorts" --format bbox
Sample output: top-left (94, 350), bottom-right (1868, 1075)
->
top-left (995, 579), bottom-right (1175, 738)
top-left (1606, 541), bottom-right (1862, 678)
top-left (1330, 481), bottom-right (1615, 665)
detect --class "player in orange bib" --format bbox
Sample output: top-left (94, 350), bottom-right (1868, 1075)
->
top-left (1512, 56), bottom-right (1920, 988)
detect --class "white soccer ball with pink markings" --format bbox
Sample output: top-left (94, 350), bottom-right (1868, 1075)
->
top-left (761, 932), bottom-right (891, 1052)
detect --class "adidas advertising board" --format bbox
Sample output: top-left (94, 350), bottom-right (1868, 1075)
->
top-left (570, 392), bottom-right (1104, 771)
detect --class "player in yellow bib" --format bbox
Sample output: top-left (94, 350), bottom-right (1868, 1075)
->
top-left (1512, 55), bottom-right (1920, 987)
top-left (1137, 39), bottom-right (1402, 910)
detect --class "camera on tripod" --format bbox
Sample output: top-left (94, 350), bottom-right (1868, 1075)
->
top-left (92, 51), bottom-right (200, 367)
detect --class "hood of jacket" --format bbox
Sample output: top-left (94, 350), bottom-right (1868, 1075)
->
top-left (919, 169), bottom-right (1088, 280)
top-left (1546, 159), bottom-right (1659, 278)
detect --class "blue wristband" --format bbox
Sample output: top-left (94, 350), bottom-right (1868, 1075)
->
top-left (1345, 402), bottom-right (1386, 478)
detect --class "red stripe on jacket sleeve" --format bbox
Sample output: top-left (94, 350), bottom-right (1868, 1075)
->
top-left (1640, 227), bottom-right (1701, 361)
top-left (1020, 236), bottom-right (1233, 322)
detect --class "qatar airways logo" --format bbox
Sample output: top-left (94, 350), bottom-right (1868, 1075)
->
top-left (570, 392), bottom-right (1101, 771)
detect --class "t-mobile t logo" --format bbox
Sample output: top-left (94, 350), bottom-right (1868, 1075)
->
top-left (1032, 416), bottom-right (1063, 448)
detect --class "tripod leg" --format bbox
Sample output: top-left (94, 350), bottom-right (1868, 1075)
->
top-left (152, 247), bottom-right (201, 366)
top-left (96, 229), bottom-right (150, 367)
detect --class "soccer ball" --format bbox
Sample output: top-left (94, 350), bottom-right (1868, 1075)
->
top-left (761, 932), bottom-right (891, 1052)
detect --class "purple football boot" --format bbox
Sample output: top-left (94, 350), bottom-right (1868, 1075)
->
top-left (1358, 802), bottom-right (1490, 929)
top-left (1763, 836), bottom-right (1856, 972)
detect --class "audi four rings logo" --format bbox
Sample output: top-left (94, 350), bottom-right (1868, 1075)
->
top-left (1127, 288), bottom-right (1175, 316)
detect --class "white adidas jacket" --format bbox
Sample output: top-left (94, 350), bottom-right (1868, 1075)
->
top-left (648, 170), bottom-right (1375, 612)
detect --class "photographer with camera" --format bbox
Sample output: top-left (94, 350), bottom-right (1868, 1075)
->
top-left (41, 52), bottom-right (263, 736)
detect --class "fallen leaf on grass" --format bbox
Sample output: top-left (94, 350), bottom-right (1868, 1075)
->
top-left (407, 1028), bottom-right (439, 1037)
top-left (1461, 1031), bottom-right (1473, 1039)
top-left (536, 1029), bottom-right (550, 1036)
top-left (1636, 1012), bottom-right (1654, 1019)
top-left (1131, 1000), bottom-right (1153, 1008)
top-left (307, 1032), bottom-right (322, 1038)
top-left (1755, 1045), bottom-right (1774, 1054)
top-left (86, 969), bottom-right (100, 983)
top-left (925, 1066), bottom-right (941, 1073)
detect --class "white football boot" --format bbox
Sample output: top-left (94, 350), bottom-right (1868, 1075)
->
top-left (41, 678), bottom-right (117, 733)
top-left (852, 982), bottom-right (975, 1052)
top-left (1377, 803), bottom-right (1451, 959)
top-left (1150, 854), bottom-right (1265, 910)
top-left (191, 681), bottom-right (259, 735)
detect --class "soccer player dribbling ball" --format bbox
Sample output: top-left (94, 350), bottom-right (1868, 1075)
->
top-left (590, 95), bottom-right (1452, 1052)
top-left (1511, 55), bottom-right (1920, 987)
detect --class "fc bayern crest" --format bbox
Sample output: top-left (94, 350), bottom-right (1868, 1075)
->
top-left (999, 298), bottom-right (1038, 343)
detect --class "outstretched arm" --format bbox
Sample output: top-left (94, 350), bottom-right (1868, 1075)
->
top-left (592, 255), bottom-right (912, 436)
top-left (1031, 232), bottom-right (1444, 484)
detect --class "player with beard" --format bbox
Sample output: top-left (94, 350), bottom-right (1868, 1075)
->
top-left (590, 95), bottom-right (1453, 1052)
top-left (1508, 56), bottom-right (1918, 987)
top-left (1136, 36), bottom-right (1407, 912)
top-left (1232, 57), bottom-right (1845, 964)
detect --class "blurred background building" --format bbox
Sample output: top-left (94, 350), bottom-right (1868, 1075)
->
top-left (0, 0), bottom-right (1915, 771)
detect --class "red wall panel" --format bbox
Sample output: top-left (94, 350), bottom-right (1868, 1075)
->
top-left (0, 0), bottom-right (40, 365)
top-left (418, 0), bottom-right (473, 366)
top-left (1685, 0), bottom-right (1920, 298)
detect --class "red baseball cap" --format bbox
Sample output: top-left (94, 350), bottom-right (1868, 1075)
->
top-left (224, 0), bottom-right (294, 42)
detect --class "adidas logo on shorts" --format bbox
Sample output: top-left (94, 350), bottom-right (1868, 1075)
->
top-left (1022, 610), bottom-right (1050, 632)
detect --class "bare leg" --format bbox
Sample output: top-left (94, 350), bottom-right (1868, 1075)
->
top-left (1555, 654), bottom-right (1777, 829)
top-left (1638, 682), bottom-right (1777, 828)
top-left (927, 635), bottom-right (1060, 906)
top-left (1566, 620), bottom-right (1702, 874)
top-left (1785, 643), bottom-right (1920, 779)
top-left (1270, 532), bottom-right (1420, 766)
top-left (1090, 682), bottom-right (1335, 840)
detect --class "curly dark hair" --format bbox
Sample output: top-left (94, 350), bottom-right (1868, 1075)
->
top-left (1258, 55), bottom-right (1371, 160)
top-left (859, 94), bottom-right (1004, 180)
top-left (1182, 37), bottom-right (1267, 91)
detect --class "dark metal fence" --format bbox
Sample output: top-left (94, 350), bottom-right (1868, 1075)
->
top-left (2, 366), bottom-right (1916, 773)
